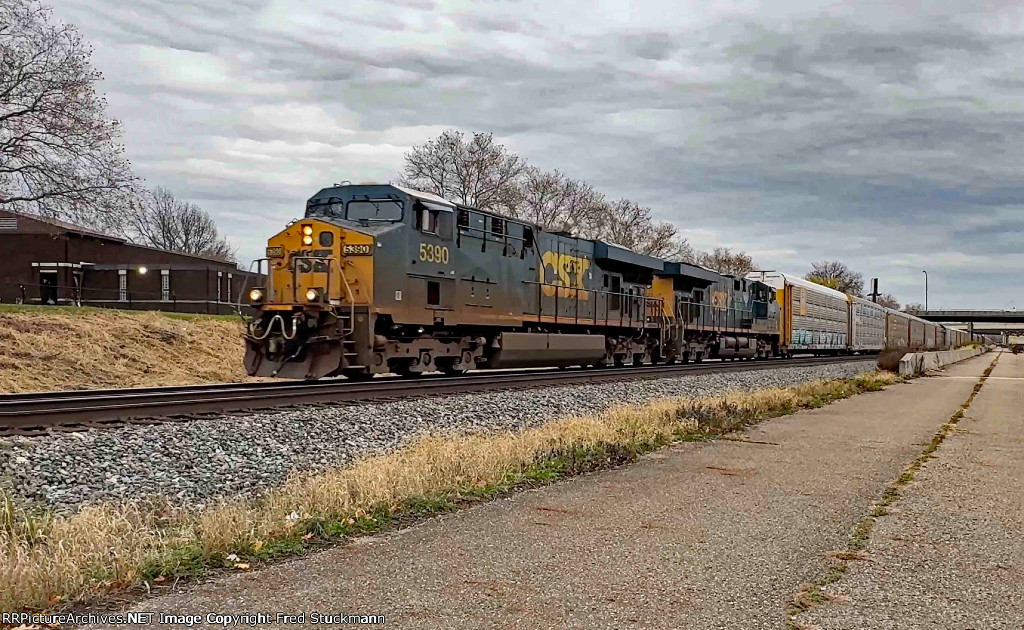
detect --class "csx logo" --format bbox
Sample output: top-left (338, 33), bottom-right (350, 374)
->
top-left (292, 249), bottom-right (331, 273)
top-left (539, 251), bottom-right (591, 300)
top-left (711, 290), bottom-right (731, 310)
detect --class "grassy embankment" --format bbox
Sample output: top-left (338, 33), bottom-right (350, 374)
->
top-left (0, 370), bottom-right (899, 611)
top-left (0, 305), bottom-right (251, 393)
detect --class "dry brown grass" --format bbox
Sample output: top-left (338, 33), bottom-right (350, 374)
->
top-left (0, 370), bottom-right (899, 611)
top-left (0, 309), bottom-right (253, 393)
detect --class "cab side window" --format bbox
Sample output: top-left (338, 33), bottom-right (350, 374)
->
top-left (415, 202), bottom-right (438, 234)
top-left (414, 201), bottom-right (453, 239)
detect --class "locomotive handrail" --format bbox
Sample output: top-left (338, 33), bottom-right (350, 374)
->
top-left (524, 280), bottom-right (664, 331)
top-left (332, 259), bottom-right (360, 344)
top-left (236, 258), bottom-right (273, 318)
top-left (674, 297), bottom-right (768, 333)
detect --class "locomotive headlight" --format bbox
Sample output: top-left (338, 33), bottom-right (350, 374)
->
top-left (305, 288), bottom-right (320, 302)
top-left (302, 235), bottom-right (314, 245)
top-left (249, 288), bottom-right (264, 303)
top-left (302, 225), bottom-right (313, 235)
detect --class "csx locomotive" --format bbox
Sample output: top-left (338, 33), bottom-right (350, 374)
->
top-left (243, 184), bottom-right (780, 379)
top-left (243, 183), bottom-right (968, 380)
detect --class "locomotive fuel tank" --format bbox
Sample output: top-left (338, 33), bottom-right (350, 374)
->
top-left (482, 332), bottom-right (607, 369)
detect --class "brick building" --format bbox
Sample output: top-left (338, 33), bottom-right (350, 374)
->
top-left (0, 209), bottom-right (262, 314)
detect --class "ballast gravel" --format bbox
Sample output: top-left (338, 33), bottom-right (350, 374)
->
top-left (0, 361), bottom-right (874, 514)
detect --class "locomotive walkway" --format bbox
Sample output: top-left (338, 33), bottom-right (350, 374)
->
top-left (85, 353), bottom-right (1020, 629)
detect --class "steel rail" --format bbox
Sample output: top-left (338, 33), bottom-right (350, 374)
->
top-left (0, 355), bottom-right (876, 435)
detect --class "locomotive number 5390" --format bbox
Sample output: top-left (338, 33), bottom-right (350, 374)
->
top-left (419, 243), bottom-right (450, 264)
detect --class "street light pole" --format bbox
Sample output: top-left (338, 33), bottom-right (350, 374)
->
top-left (922, 270), bottom-right (928, 311)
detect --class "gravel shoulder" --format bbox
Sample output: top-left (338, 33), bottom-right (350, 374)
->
top-left (799, 351), bottom-right (1023, 630)
top-left (83, 356), bottom-right (990, 630)
top-left (0, 362), bottom-right (874, 513)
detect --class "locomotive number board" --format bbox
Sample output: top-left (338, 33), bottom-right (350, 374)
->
top-left (266, 246), bottom-right (284, 258)
top-left (343, 243), bottom-right (373, 256)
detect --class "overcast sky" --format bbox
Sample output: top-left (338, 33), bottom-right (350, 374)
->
top-left (54, 0), bottom-right (1024, 308)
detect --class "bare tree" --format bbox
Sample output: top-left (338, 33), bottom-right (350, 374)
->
top-left (903, 302), bottom-right (925, 313)
top-left (806, 260), bottom-right (864, 295)
top-left (400, 130), bottom-right (525, 213)
top-left (401, 130), bottom-right (696, 259)
top-left (592, 198), bottom-right (693, 259)
top-left (691, 246), bottom-right (757, 277)
top-left (875, 293), bottom-right (900, 309)
top-left (0, 0), bottom-right (135, 231)
top-left (128, 187), bottom-right (235, 261)
top-left (513, 167), bottom-right (606, 235)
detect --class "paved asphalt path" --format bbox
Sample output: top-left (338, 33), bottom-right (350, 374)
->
top-left (87, 355), bottom-right (997, 629)
top-left (799, 351), bottom-right (1023, 630)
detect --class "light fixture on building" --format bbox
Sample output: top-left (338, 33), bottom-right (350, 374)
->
top-left (138, 266), bottom-right (148, 275)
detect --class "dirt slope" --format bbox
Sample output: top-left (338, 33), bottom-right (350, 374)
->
top-left (0, 307), bottom-right (253, 393)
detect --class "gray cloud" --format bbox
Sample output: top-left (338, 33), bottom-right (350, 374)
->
top-left (53, 0), bottom-right (1024, 307)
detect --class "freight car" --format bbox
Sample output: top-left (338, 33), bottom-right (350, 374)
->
top-left (243, 184), bottom-right (781, 379)
top-left (746, 272), bottom-right (970, 355)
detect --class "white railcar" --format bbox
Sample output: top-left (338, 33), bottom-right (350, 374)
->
top-left (849, 296), bottom-right (886, 352)
top-left (748, 272), bottom-right (848, 354)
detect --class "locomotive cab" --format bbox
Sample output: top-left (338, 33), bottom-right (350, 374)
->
top-left (244, 186), bottom-right (407, 379)
top-left (244, 184), bottom-right (469, 380)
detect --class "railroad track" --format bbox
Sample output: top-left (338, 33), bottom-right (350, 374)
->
top-left (0, 355), bottom-right (876, 436)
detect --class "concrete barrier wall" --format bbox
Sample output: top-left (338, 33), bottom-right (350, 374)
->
top-left (899, 346), bottom-right (988, 376)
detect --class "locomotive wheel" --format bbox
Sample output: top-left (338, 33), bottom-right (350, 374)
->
top-left (342, 368), bottom-right (373, 381)
top-left (694, 352), bottom-right (704, 364)
top-left (435, 358), bottom-right (468, 376)
top-left (391, 360), bottom-right (423, 378)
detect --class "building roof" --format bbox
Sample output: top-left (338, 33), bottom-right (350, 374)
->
top-left (0, 208), bottom-right (126, 243)
top-left (0, 208), bottom-right (242, 267)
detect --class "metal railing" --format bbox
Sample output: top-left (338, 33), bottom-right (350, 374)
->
top-left (525, 281), bottom-right (664, 332)
top-left (674, 298), bottom-right (772, 332)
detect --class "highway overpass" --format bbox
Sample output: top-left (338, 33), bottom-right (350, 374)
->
top-left (912, 310), bottom-right (1024, 323)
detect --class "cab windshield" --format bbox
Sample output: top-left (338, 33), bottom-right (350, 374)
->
top-left (305, 197), bottom-right (404, 222)
top-left (346, 199), bottom-right (403, 222)
top-left (305, 197), bottom-right (343, 219)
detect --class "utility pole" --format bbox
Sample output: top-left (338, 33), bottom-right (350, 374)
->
top-left (868, 278), bottom-right (880, 303)
top-left (922, 270), bottom-right (928, 311)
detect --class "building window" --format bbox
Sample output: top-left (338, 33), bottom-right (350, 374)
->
top-left (227, 274), bottom-right (233, 303)
top-left (217, 271), bottom-right (223, 302)
top-left (118, 270), bottom-right (127, 302)
top-left (161, 270), bottom-right (170, 301)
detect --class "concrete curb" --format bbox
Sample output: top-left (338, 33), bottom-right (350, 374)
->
top-left (898, 346), bottom-right (989, 376)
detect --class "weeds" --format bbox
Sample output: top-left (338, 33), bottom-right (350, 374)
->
top-left (0, 370), bottom-right (899, 611)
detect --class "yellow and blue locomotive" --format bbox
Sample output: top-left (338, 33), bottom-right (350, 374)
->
top-left (243, 184), bottom-right (781, 379)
